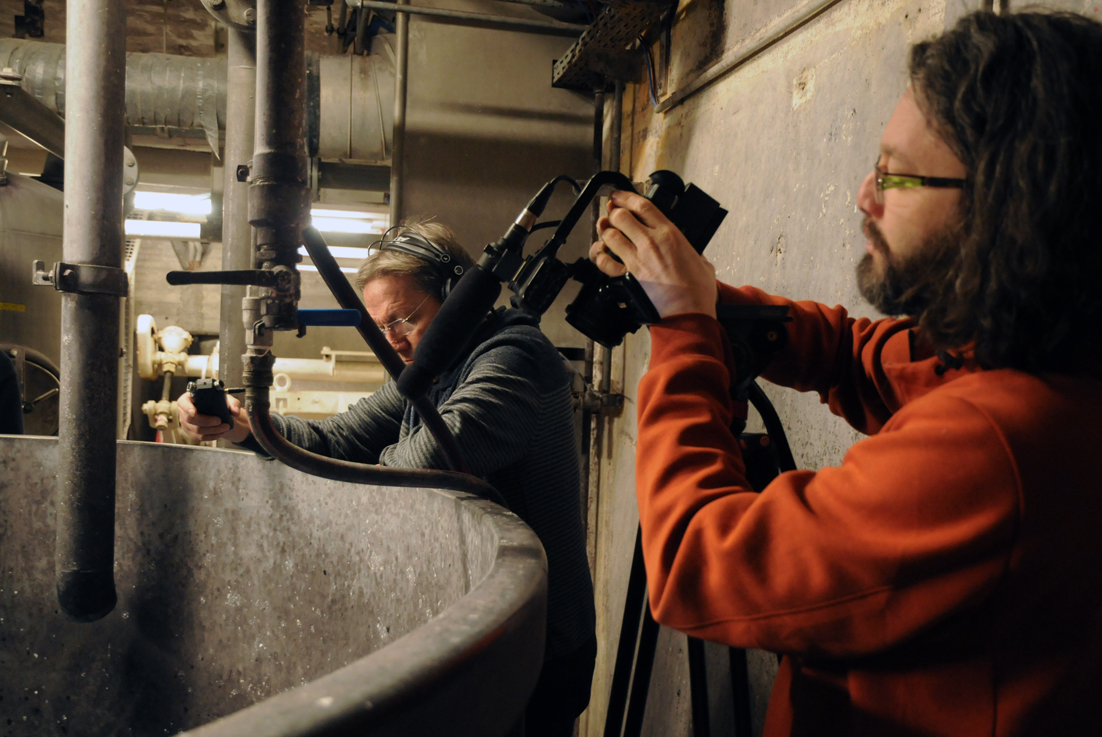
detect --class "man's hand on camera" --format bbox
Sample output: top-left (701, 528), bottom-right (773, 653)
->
top-left (177, 392), bottom-right (252, 444)
top-left (590, 189), bottom-right (718, 319)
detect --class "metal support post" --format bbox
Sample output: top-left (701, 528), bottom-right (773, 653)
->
top-left (248, 0), bottom-right (309, 334)
top-left (389, 0), bottom-right (409, 227)
top-left (220, 27), bottom-right (257, 390)
top-left (55, 0), bottom-right (127, 623)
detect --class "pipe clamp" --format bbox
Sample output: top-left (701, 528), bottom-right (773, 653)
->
top-left (32, 260), bottom-right (129, 297)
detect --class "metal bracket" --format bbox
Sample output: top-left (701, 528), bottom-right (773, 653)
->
top-left (552, 1), bottom-right (671, 90)
top-left (32, 260), bottom-right (130, 297)
top-left (577, 389), bottom-right (625, 415)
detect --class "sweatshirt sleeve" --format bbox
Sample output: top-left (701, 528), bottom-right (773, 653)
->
top-left (250, 380), bottom-right (406, 463)
top-left (636, 314), bottom-right (1020, 657)
top-left (377, 334), bottom-right (548, 475)
top-left (719, 283), bottom-right (916, 435)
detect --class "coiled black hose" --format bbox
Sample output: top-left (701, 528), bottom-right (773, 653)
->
top-left (246, 385), bottom-right (509, 508)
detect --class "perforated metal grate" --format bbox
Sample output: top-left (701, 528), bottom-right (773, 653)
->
top-left (552, 0), bottom-right (671, 90)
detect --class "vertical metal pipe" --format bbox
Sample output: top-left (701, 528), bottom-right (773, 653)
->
top-left (219, 29), bottom-right (257, 390)
top-left (610, 83), bottom-right (623, 187)
top-left (249, 0), bottom-right (309, 331)
top-left (242, 0), bottom-right (308, 449)
top-left (598, 81), bottom-right (623, 397)
top-left (389, 0), bottom-right (410, 226)
top-left (55, 0), bottom-right (127, 622)
top-left (254, 0), bottom-right (306, 174)
top-left (583, 89), bottom-right (605, 583)
top-left (585, 83), bottom-right (623, 650)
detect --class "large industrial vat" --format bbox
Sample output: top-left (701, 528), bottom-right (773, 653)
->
top-left (0, 436), bottom-right (546, 736)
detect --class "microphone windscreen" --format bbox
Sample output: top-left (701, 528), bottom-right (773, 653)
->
top-left (396, 265), bottom-right (502, 399)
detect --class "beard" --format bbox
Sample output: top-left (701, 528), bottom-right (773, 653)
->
top-left (857, 218), bottom-right (961, 317)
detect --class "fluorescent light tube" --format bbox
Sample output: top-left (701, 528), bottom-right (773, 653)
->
top-left (298, 246), bottom-right (371, 260)
top-left (298, 264), bottom-right (359, 274)
top-left (124, 220), bottom-right (202, 238)
top-left (133, 191), bottom-right (212, 216)
top-left (311, 208), bottom-right (388, 221)
top-left (310, 217), bottom-right (385, 234)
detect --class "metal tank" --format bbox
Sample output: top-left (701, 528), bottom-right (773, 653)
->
top-left (0, 436), bottom-right (546, 736)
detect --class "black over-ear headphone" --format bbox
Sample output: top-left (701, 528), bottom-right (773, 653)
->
top-left (377, 228), bottom-right (466, 301)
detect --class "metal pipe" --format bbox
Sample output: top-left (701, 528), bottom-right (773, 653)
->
top-left (585, 81), bottom-right (621, 581)
top-left (486, 0), bottom-right (584, 8)
top-left (0, 76), bottom-right (64, 158)
top-left (182, 352), bottom-right (387, 384)
top-left (347, 0), bottom-right (586, 36)
top-left (354, 0), bottom-right (369, 54)
top-left (250, 0), bottom-right (310, 331)
top-left (654, 0), bottom-right (841, 114)
top-left (55, 0), bottom-right (127, 623)
top-left (0, 40), bottom-right (226, 151)
top-left (610, 82), bottom-right (623, 180)
top-left (219, 28), bottom-right (256, 391)
top-left (389, 0), bottom-right (409, 226)
top-left (595, 82), bottom-right (622, 394)
top-left (0, 40), bottom-right (396, 162)
top-left (246, 396), bottom-right (508, 507)
top-left (599, 80), bottom-right (622, 398)
top-left (582, 88), bottom-right (604, 584)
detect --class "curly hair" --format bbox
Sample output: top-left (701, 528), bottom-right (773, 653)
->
top-left (907, 10), bottom-right (1102, 372)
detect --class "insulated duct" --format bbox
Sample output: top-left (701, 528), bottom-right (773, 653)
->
top-left (0, 38), bottom-right (394, 162)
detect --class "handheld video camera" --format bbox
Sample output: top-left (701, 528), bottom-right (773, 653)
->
top-left (396, 169), bottom-right (728, 400)
top-left (187, 378), bottom-right (235, 429)
top-left (508, 170), bottom-right (728, 348)
top-left (564, 171), bottom-right (727, 347)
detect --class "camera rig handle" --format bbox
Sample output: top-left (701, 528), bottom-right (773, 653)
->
top-left (396, 170), bottom-right (636, 401)
top-left (396, 169), bottom-right (727, 401)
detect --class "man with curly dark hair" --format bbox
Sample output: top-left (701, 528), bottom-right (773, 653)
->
top-left (591, 10), bottom-right (1102, 737)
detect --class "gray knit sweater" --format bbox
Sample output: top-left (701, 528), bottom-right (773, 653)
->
top-left (245, 308), bottom-right (595, 660)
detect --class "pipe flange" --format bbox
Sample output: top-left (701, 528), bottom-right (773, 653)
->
top-left (200, 0), bottom-right (257, 32)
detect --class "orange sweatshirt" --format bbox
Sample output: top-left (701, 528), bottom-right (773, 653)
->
top-left (636, 283), bottom-right (1102, 737)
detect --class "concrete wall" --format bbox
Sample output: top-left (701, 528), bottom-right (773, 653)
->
top-left (582, 0), bottom-right (990, 734)
top-left (400, 0), bottom-right (599, 349)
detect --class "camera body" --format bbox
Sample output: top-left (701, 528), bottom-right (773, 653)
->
top-left (563, 171), bottom-right (728, 347)
top-left (187, 378), bottom-right (235, 429)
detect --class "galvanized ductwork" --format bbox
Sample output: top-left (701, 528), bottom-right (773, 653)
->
top-left (0, 38), bottom-right (394, 162)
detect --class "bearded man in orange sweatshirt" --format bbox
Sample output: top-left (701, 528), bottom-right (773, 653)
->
top-left (590, 10), bottom-right (1102, 737)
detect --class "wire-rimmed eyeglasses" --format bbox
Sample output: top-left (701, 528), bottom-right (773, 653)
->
top-left (376, 294), bottom-right (430, 338)
top-left (873, 161), bottom-right (966, 205)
